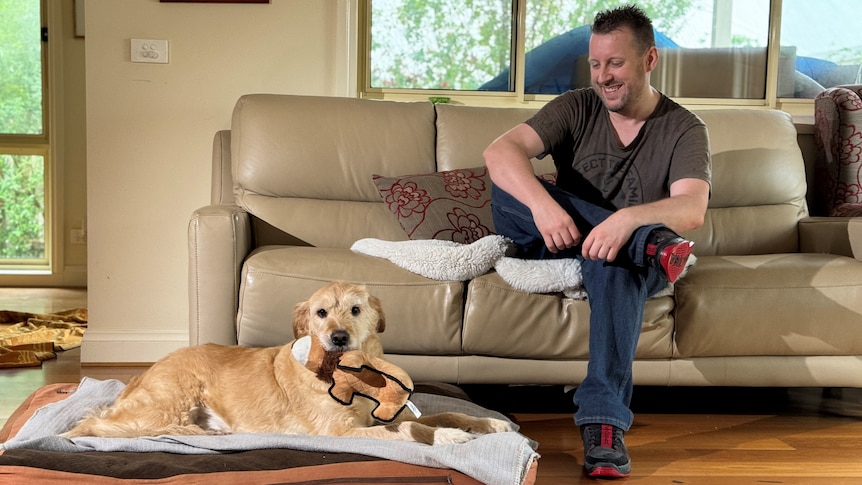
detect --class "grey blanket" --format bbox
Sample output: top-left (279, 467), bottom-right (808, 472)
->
top-left (1, 377), bottom-right (539, 485)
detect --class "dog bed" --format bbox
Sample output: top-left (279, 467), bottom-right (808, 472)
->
top-left (0, 379), bottom-right (539, 485)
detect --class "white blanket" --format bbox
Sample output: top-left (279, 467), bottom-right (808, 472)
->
top-left (351, 235), bottom-right (694, 299)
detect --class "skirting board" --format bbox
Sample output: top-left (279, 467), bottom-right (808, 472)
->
top-left (80, 331), bottom-right (189, 364)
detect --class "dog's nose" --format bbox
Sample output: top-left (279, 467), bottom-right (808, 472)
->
top-left (330, 330), bottom-right (350, 348)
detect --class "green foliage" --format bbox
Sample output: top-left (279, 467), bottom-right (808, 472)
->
top-left (730, 35), bottom-right (759, 48)
top-left (371, 0), bottom-right (513, 89)
top-left (828, 47), bottom-right (862, 66)
top-left (0, 0), bottom-right (43, 135)
top-left (525, 0), bottom-right (693, 50)
top-left (370, 0), bottom-right (694, 90)
top-left (0, 154), bottom-right (45, 260)
top-left (0, 0), bottom-right (46, 260)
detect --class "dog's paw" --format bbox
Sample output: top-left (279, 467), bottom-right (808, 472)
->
top-left (432, 427), bottom-right (476, 445)
top-left (479, 417), bottom-right (517, 434)
top-left (457, 416), bottom-right (517, 435)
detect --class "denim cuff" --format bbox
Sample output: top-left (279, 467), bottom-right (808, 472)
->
top-left (629, 224), bottom-right (662, 267)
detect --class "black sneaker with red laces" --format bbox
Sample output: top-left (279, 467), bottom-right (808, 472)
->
top-left (580, 423), bottom-right (631, 478)
top-left (645, 228), bottom-right (694, 283)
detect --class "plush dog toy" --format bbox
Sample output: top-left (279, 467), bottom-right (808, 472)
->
top-left (291, 335), bottom-right (415, 422)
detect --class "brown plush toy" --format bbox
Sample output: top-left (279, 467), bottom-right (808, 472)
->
top-left (328, 350), bottom-right (414, 422)
top-left (291, 336), bottom-right (414, 422)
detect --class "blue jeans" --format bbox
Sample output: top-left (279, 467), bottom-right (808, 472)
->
top-left (491, 180), bottom-right (668, 431)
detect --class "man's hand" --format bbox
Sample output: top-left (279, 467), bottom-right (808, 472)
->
top-left (485, 122), bottom-right (583, 254)
top-left (580, 178), bottom-right (710, 262)
top-left (581, 210), bottom-right (637, 262)
top-left (531, 199), bottom-right (582, 253)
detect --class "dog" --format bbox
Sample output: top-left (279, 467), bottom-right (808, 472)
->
top-left (63, 281), bottom-right (514, 444)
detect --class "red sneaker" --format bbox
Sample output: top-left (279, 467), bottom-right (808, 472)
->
top-left (645, 231), bottom-right (694, 283)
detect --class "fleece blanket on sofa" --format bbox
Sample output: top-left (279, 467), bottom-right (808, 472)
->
top-left (1, 377), bottom-right (539, 485)
top-left (351, 235), bottom-right (690, 299)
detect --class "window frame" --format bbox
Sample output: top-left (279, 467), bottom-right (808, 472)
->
top-left (357, 0), bottom-right (811, 117)
top-left (0, 147), bottom-right (51, 272)
top-left (0, 0), bottom-right (56, 277)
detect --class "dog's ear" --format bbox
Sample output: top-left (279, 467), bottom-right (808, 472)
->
top-left (369, 294), bottom-right (385, 333)
top-left (292, 300), bottom-right (310, 338)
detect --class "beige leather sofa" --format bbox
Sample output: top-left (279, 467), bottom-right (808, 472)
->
top-left (189, 94), bottom-right (862, 388)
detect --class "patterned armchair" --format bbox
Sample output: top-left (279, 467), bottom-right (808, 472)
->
top-left (814, 84), bottom-right (862, 217)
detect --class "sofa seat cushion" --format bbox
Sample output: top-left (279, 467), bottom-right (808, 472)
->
top-left (674, 254), bottom-right (862, 357)
top-left (462, 272), bottom-right (677, 360)
top-left (237, 247), bottom-right (464, 355)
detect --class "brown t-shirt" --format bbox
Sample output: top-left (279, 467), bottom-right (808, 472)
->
top-left (525, 88), bottom-right (711, 210)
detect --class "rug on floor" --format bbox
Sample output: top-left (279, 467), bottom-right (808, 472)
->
top-left (0, 309), bottom-right (88, 369)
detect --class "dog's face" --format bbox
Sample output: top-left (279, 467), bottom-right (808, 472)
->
top-left (292, 282), bottom-right (385, 353)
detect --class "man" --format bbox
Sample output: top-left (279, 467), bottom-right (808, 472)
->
top-left (483, 5), bottom-right (711, 479)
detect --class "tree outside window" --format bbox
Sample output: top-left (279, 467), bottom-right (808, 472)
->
top-left (367, 0), bottom-right (862, 99)
top-left (0, 0), bottom-right (47, 263)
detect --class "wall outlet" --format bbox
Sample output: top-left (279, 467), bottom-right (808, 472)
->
top-left (71, 229), bottom-right (87, 244)
top-left (131, 39), bottom-right (169, 64)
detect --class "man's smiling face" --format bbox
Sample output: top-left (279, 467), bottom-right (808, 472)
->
top-left (588, 27), bottom-right (654, 115)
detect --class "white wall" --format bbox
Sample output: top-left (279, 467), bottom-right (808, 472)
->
top-left (58, 0), bottom-right (88, 287)
top-left (83, 0), bottom-right (350, 362)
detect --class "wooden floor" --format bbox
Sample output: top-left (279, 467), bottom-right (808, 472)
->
top-left (2, 287), bottom-right (862, 484)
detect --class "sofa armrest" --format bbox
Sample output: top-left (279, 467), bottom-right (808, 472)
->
top-left (798, 217), bottom-right (856, 257)
top-left (188, 205), bottom-right (252, 346)
top-left (850, 218), bottom-right (862, 261)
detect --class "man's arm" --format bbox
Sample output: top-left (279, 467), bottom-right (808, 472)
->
top-left (581, 177), bottom-right (710, 262)
top-left (483, 123), bottom-right (583, 253)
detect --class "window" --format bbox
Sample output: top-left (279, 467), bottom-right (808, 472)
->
top-left (368, 0), bottom-right (513, 91)
top-left (0, 0), bottom-right (50, 270)
top-left (486, 0), bottom-right (774, 98)
top-left (779, 0), bottom-right (862, 99)
top-left (362, 0), bottom-right (862, 108)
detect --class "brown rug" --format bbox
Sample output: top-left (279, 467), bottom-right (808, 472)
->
top-left (0, 309), bottom-right (88, 369)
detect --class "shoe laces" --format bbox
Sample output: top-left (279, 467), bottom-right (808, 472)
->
top-left (583, 424), bottom-right (625, 451)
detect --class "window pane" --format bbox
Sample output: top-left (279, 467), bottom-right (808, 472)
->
top-left (0, 153), bottom-right (46, 261)
top-left (370, 0), bottom-right (513, 91)
top-left (0, 0), bottom-right (43, 135)
top-left (524, 0), bottom-right (773, 98)
top-left (780, 0), bottom-right (862, 98)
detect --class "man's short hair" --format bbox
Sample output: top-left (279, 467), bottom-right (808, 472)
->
top-left (592, 4), bottom-right (656, 54)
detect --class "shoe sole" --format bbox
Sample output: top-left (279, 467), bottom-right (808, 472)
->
top-left (660, 240), bottom-right (694, 283)
top-left (585, 463), bottom-right (631, 478)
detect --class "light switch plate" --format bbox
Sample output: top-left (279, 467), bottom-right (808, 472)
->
top-left (131, 39), bottom-right (169, 64)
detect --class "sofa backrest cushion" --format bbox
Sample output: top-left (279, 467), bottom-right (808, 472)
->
top-left (435, 104), bottom-right (555, 174)
top-left (228, 94), bottom-right (807, 255)
top-left (685, 109), bottom-right (808, 255)
top-left (231, 94), bottom-right (437, 246)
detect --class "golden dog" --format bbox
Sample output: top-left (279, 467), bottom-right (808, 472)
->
top-left (63, 282), bottom-right (514, 444)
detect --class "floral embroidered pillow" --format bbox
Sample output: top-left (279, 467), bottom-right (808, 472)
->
top-left (373, 167), bottom-right (556, 244)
